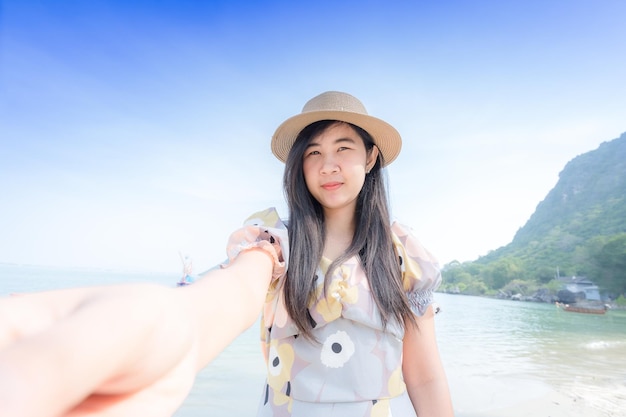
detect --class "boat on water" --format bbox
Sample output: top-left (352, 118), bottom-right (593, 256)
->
top-left (177, 274), bottom-right (194, 287)
top-left (556, 302), bottom-right (609, 315)
top-left (554, 274), bottom-right (610, 314)
top-left (177, 252), bottom-right (195, 287)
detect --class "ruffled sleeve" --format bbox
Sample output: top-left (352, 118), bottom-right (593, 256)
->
top-left (221, 207), bottom-right (289, 286)
top-left (391, 221), bottom-right (442, 316)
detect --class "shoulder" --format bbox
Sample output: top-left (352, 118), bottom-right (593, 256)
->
top-left (235, 207), bottom-right (289, 252)
top-left (224, 207), bottom-right (289, 280)
top-left (390, 220), bottom-right (442, 294)
top-left (390, 221), bottom-right (439, 266)
top-left (243, 207), bottom-right (288, 230)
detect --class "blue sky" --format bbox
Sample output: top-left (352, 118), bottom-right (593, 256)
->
top-left (1, 0), bottom-right (625, 274)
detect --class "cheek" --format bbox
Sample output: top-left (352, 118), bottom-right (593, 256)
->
top-left (353, 166), bottom-right (369, 193)
top-left (302, 163), bottom-right (317, 191)
top-left (349, 164), bottom-right (367, 183)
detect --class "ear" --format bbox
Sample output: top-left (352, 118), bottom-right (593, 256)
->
top-left (366, 146), bottom-right (380, 172)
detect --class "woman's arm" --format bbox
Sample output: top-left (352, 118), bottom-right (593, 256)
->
top-left (402, 304), bottom-right (455, 417)
top-left (0, 248), bottom-right (273, 417)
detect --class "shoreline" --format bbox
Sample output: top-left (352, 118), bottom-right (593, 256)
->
top-left (439, 290), bottom-right (626, 311)
top-left (451, 373), bottom-right (625, 417)
top-left (477, 385), bottom-right (623, 417)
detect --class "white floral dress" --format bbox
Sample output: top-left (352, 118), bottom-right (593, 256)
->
top-left (223, 208), bottom-right (442, 417)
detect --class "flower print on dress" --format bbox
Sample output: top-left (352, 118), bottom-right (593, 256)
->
top-left (315, 265), bottom-right (359, 323)
top-left (370, 398), bottom-right (391, 417)
top-left (266, 339), bottom-right (295, 412)
top-left (291, 321), bottom-right (390, 402)
top-left (320, 330), bottom-right (355, 368)
top-left (387, 367), bottom-right (405, 397)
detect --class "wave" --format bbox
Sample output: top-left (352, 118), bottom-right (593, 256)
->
top-left (582, 340), bottom-right (626, 350)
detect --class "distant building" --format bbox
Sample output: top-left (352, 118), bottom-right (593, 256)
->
top-left (556, 276), bottom-right (601, 302)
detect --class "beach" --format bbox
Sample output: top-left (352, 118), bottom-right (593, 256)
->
top-left (450, 362), bottom-right (626, 417)
top-left (437, 294), bottom-right (626, 417)
top-left (2, 265), bottom-right (625, 417)
top-left (475, 384), bottom-right (624, 417)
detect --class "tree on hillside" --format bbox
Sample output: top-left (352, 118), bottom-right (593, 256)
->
top-left (482, 257), bottom-right (524, 289)
top-left (593, 233), bottom-right (626, 296)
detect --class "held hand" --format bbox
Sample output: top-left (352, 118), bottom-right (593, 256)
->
top-left (0, 250), bottom-right (273, 417)
top-left (0, 284), bottom-right (200, 417)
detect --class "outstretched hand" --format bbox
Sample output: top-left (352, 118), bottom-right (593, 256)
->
top-left (0, 250), bottom-right (274, 417)
top-left (0, 284), bottom-right (200, 417)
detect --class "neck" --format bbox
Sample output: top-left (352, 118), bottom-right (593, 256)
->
top-left (322, 208), bottom-right (356, 261)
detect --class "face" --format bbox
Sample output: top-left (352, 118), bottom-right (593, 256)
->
top-left (302, 122), bottom-right (379, 216)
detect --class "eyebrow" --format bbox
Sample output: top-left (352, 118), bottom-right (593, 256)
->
top-left (305, 137), bottom-right (358, 149)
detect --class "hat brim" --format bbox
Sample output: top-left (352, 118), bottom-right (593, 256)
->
top-left (271, 110), bottom-right (402, 167)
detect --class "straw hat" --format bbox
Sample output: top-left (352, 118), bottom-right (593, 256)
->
top-left (271, 91), bottom-right (402, 166)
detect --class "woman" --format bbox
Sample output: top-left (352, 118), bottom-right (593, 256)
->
top-left (0, 91), bottom-right (453, 417)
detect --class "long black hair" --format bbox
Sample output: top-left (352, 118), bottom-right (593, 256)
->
top-left (282, 120), bottom-right (416, 339)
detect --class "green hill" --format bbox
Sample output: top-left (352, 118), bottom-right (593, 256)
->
top-left (442, 132), bottom-right (626, 298)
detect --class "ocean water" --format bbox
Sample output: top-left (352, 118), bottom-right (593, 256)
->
top-left (1, 264), bottom-right (625, 416)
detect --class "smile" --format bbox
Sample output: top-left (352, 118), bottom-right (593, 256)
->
top-left (321, 182), bottom-right (342, 191)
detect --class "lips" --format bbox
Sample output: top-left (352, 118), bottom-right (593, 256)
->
top-left (321, 182), bottom-right (342, 191)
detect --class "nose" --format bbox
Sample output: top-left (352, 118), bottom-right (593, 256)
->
top-left (320, 154), bottom-right (339, 174)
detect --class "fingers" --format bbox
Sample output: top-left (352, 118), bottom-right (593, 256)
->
top-left (0, 284), bottom-right (196, 417)
top-left (65, 344), bottom-right (197, 417)
top-left (0, 291), bottom-right (87, 417)
top-left (0, 287), bottom-right (106, 348)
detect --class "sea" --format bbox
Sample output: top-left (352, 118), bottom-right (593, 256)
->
top-left (1, 263), bottom-right (625, 416)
